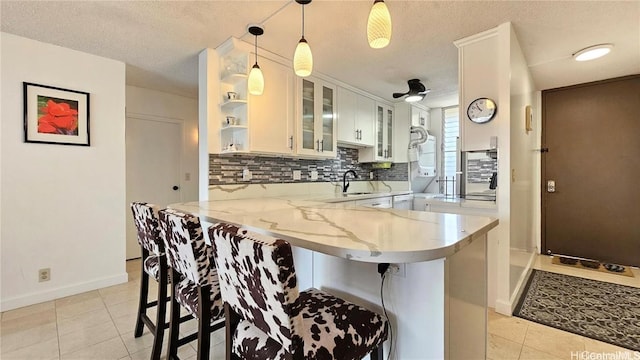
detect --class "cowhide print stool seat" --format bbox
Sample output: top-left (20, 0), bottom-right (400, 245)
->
top-left (209, 223), bottom-right (388, 360)
top-left (131, 202), bottom-right (172, 360)
top-left (159, 209), bottom-right (225, 360)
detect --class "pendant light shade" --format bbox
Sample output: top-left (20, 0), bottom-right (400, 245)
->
top-left (248, 25), bottom-right (264, 96)
top-left (248, 64), bottom-right (264, 95)
top-left (367, 0), bottom-right (392, 49)
top-left (294, 0), bottom-right (313, 77)
top-left (294, 38), bottom-right (313, 77)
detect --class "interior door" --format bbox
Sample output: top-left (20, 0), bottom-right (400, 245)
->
top-left (126, 116), bottom-right (182, 259)
top-left (542, 75), bottom-right (640, 266)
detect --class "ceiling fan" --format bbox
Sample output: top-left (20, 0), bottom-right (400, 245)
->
top-left (393, 79), bottom-right (430, 103)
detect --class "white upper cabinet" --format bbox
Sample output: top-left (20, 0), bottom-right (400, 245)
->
top-left (296, 77), bottom-right (337, 158)
top-left (248, 57), bottom-right (295, 155)
top-left (359, 103), bottom-right (394, 162)
top-left (337, 87), bottom-right (375, 147)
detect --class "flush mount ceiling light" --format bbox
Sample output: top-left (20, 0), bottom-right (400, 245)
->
top-left (573, 44), bottom-right (614, 62)
top-left (293, 0), bottom-right (313, 77)
top-left (248, 25), bottom-right (265, 96)
top-left (367, 0), bottom-right (392, 49)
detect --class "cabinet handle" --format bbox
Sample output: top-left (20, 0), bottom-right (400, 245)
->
top-left (358, 129), bottom-right (362, 140)
top-left (289, 136), bottom-right (293, 150)
top-left (355, 129), bottom-right (359, 140)
top-left (316, 139), bottom-right (320, 152)
top-left (320, 139), bottom-right (324, 152)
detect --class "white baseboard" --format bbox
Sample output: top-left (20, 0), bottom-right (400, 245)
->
top-left (0, 273), bottom-right (129, 312)
top-left (494, 299), bottom-right (512, 315)
top-left (495, 251), bottom-right (537, 316)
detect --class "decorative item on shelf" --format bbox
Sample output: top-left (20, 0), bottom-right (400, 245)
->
top-left (226, 91), bottom-right (238, 100)
top-left (525, 105), bottom-right (533, 134)
top-left (293, 0), bottom-right (313, 77)
top-left (23, 82), bottom-right (90, 146)
top-left (367, 0), bottom-right (392, 49)
top-left (225, 116), bottom-right (236, 126)
top-left (247, 25), bottom-right (264, 96)
top-left (467, 97), bottom-right (497, 124)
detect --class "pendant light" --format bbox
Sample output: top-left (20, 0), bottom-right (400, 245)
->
top-left (293, 0), bottom-right (313, 77)
top-left (367, 0), bottom-right (392, 49)
top-left (247, 25), bottom-right (264, 96)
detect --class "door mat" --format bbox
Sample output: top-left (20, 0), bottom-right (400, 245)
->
top-left (551, 256), bottom-right (634, 277)
top-left (514, 270), bottom-right (640, 351)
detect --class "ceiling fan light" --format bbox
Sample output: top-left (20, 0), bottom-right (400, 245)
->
top-left (294, 38), bottom-right (313, 77)
top-left (405, 94), bottom-right (423, 103)
top-left (367, 0), bottom-right (392, 49)
top-left (573, 44), bottom-right (613, 61)
top-left (248, 64), bottom-right (264, 95)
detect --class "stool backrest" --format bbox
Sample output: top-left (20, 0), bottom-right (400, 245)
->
top-left (130, 202), bottom-right (162, 255)
top-left (158, 208), bottom-right (215, 287)
top-left (208, 223), bottom-right (303, 353)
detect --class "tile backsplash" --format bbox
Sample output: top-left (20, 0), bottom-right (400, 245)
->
top-left (466, 158), bottom-right (498, 183)
top-left (209, 147), bottom-right (408, 185)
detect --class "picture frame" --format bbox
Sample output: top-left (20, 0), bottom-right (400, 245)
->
top-left (23, 82), bottom-right (90, 146)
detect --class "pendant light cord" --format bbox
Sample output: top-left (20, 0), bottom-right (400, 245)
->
top-left (301, 4), bottom-right (305, 39)
top-left (254, 34), bottom-right (258, 66)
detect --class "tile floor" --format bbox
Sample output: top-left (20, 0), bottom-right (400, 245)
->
top-left (1, 255), bottom-right (638, 359)
top-left (487, 255), bottom-right (640, 360)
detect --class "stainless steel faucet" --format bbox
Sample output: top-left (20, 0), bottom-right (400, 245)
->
top-left (342, 170), bottom-right (358, 193)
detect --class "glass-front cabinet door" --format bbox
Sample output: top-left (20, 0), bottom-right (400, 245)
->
top-left (321, 85), bottom-right (334, 153)
top-left (301, 79), bottom-right (315, 152)
top-left (297, 77), bottom-right (336, 158)
top-left (373, 103), bottom-right (393, 160)
top-left (386, 107), bottom-right (393, 159)
top-left (376, 105), bottom-right (384, 158)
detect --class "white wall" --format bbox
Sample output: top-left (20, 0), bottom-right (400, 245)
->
top-left (455, 23), bottom-right (538, 314)
top-left (456, 27), bottom-right (506, 310)
top-left (126, 86), bottom-right (199, 202)
top-left (0, 33), bottom-right (127, 311)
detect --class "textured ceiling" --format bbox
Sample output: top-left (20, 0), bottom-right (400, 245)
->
top-left (2, 1), bottom-right (639, 108)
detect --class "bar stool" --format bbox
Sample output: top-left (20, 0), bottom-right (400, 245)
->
top-left (130, 202), bottom-right (170, 360)
top-left (208, 223), bottom-right (388, 360)
top-left (158, 208), bottom-right (225, 360)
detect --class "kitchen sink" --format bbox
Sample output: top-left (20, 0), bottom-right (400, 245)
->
top-left (342, 192), bottom-right (373, 196)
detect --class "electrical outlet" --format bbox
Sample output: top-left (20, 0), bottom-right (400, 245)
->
top-left (310, 170), bottom-right (318, 181)
top-left (369, 172), bottom-right (374, 180)
top-left (293, 170), bottom-right (301, 180)
top-left (185, 172), bottom-right (191, 181)
top-left (39, 268), bottom-right (51, 282)
top-left (242, 168), bottom-right (252, 181)
top-left (388, 264), bottom-right (406, 277)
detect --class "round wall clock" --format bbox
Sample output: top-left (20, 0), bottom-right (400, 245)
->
top-left (467, 98), bottom-right (497, 124)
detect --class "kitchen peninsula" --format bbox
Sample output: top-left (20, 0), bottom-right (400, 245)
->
top-left (171, 195), bottom-right (498, 359)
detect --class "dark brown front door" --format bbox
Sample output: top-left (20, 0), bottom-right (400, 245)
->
top-left (542, 75), bottom-right (640, 266)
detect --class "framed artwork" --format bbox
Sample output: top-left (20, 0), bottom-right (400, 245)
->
top-left (23, 82), bottom-right (90, 146)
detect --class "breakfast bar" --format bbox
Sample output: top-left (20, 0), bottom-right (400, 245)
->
top-left (171, 196), bottom-right (498, 359)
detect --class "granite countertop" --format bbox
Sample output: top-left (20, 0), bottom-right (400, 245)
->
top-left (171, 195), bottom-right (498, 263)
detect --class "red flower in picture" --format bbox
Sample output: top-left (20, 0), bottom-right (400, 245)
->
top-left (38, 99), bottom-right (79, 135)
